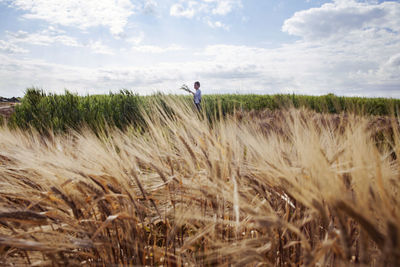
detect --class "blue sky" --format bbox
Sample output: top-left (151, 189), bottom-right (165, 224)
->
top-left (0, 0), bottom-right (399, 97)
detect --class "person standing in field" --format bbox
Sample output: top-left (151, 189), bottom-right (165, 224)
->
top-left (192, 81), bottom-right (202, 111)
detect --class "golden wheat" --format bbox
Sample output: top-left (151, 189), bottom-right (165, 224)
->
top-left (0, 98), bottom-right (399, 266)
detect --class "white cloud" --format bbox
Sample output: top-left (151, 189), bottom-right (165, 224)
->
top-left (375, 53), bottom-right (400, 81)
top-left (0, 26), bottom-right (82, 55)
top-left (1, 31), bottom-right (400, 98)
top-left (3, 27), bottom-right (115, 55)
top-left (207, 20), bottom-right (230, 30)
top-left (0, 40), bottom-right (28, 54)
top-left (142, 0), bottom-right (158, 14)
top-left (386, 53), bottom-right (400, 68)
top-left (282, 0), bottom-right (400, 40)
top-left (7, 0), bottom-right (136, 36)
top-left (126, 32), bottom-right (145, 45)
top-left (131, 44), bottom-right (183, 53)
top-left (88, 41), bottom-right (115, 55)
top-left (276, 0), bottom-right (400, 96)
top-left (1, 0), bottom-right (399, 98)
top-left (0, 54), bottom-right (186, 97)
top-left (170, 2), bottom-right (197, 18)
top-left (198, 25), bottom-right (400, 96)
top-left (170, 0), bottom-right (242, 21)
top-left (209, 0), bottom-right (242, 15)
top-left (7, 29), bottom-right (80, 47)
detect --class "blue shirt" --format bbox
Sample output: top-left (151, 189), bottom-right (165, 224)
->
top-left (194, 89), bottom-right (202, 104)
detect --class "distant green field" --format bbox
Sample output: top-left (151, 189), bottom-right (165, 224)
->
top-left (7, 88), bottom-right (400, 133)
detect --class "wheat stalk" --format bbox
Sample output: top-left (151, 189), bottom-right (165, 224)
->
top-left (0, 98), bottom-right (398, 266)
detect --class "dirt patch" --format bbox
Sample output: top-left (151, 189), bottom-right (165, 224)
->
top-left (1, 97), bottom-right (20, 120)
top-left (0, 104), bottom-right (17, 119)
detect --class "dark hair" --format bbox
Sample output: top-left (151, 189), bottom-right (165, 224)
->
top-left (194, 81), bottom-right (200, 87)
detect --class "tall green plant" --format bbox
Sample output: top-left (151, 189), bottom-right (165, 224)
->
top-left (8, 89), bottom-right (400, 133)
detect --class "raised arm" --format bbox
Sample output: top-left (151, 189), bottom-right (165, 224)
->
top-left (180, 84), bottom-right (195, 95)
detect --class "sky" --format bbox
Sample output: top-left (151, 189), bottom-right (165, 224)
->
top-left (0, 0), bottom-right (399, 98)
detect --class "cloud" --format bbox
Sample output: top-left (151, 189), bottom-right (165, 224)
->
top-left (0, 54), bottom-right (187, 97)
top-left (1, 32), bottom-right (399, 98)
top-left (7, 0), bottom-right (136, 36)
top-left (278, 0), bottom-right (400, 96)
top-left (282, 0), bottom-right (400, 40)
top-left (0, 40), bottom-right (28, 54)
top-left (170, 0), bottom-right (242, 20)
top-left (387, 53), bottom-right (400, 67)
top-left (3, 27), bottom-right (115, 55)
top-left (1, 0), bottom-right (399, 98)
top-left (6, 29), bottom-right (80, 47)
top-left (377, 53), bottom-right (400, 80)
top-left (170, 2), bottom-right (197, 18)
top-left (142, 0), bottom-right (158, 14)
top-left (88, 41), bottom-right (115, 55)
top-left (169, 0), bottom-right (241, 29)
top-left (126, 32), bottom-right (145, 45)
top-left (199, 30), bottom-right (400, 96)
top-left (207, 20), bottom-right (230, 30)
top-left (209, 0), bottom-right (242, 15)
top-left (131, 44), bottom-right (183, 53)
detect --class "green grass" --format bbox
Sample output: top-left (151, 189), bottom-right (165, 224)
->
top-left (7, 88), bottom-right (400, 133)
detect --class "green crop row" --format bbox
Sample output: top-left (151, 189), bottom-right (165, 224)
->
top-left (6, 88), bottom-right (400, 133)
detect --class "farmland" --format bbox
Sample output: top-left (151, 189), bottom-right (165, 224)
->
top-left (5, 89), bottom-right (400, 133)
top-left (0, 90), bottom-right (400, 266)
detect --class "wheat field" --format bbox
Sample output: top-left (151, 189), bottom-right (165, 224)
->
top-left (0, 99), bottom-right (399, 266)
